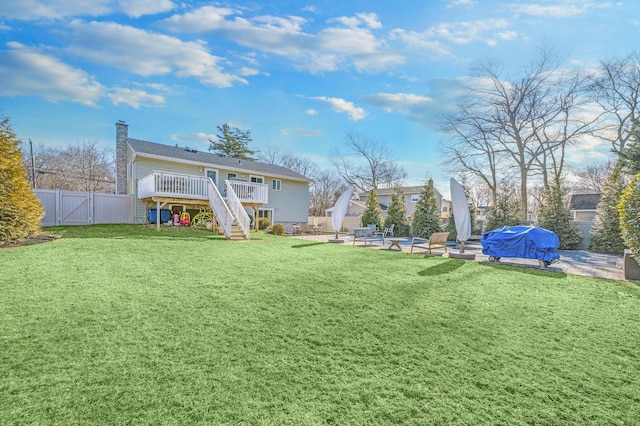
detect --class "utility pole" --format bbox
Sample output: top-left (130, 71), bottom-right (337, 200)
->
top-left (29, 139), bottom-right (36, 189)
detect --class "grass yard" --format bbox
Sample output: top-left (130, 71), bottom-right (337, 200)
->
top-left (1, 225), bottom-right (640, 425)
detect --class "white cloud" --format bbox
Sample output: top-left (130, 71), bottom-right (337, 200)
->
top-left (328, 12), bottom-right (382, 29)
top-left (496, 30), bottom-right (518, 41)
top-left (390, 29), bottom-right (453, 58)
top-left (0, 22), bottom-right (10, 31)
top-left (170, 132), bottom-right (216, 148)
top-left (65, 21), bottom-right (247, 88)
top-left (362, 92), bottom-right (434, 113)
top-left (0, 43), bottom-right (103, 105)
top-left (312, 96), bottom-right (365, 120)
top-left (0, 0), bottom-right (173, 20)
top-left (0, 0), bottom-right (112, 20)
top-left (361, 80), bottom-right (464, 129)
top-left (117, 0), bottom-right (174, 18)
top-left (159, 6), bottom-right (403, 73)
top-left (429, 18), bottom-right (512, 44)
top-left (362, 92), bottom-right (437, 124)
top-left (356, 12), bottom-right (382, 29)
top-left (511, 3), bottom-right (592, 18)
top-left (447, 0), bottom-right (478, 7)
top-left (108, 87), bottom-right (165, 108)
top-left (392, 17), bottom-right (515, 56)
top-left (305, 109), bottom-right (318, 115)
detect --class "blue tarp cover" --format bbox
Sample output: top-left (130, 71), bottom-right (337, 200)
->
top-left (481, 226), bottom-right (560, 262)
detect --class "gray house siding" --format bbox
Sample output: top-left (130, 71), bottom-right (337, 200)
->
top-left (266, 178), bottom-right (310, 224)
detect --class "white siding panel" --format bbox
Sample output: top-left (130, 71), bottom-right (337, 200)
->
top-left (266, 180), bottom-right (309, 224)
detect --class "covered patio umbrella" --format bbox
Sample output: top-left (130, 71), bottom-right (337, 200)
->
top-left (331, 188), bottom-right (353, 240)
top-left (450, 178), bottom-right (471, 253)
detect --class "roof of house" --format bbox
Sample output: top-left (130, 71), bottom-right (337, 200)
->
top-left (570, 193), bottom-right (601, 210)
top-left (359, 185), bottom-right (443, 198)
top-left (128, 138), bottom-right (312, 182)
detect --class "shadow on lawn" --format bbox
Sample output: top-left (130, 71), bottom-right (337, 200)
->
top-left (291, 242), bottom-right (327, 248)
top-left (418, 259), bottom-right (466, 276)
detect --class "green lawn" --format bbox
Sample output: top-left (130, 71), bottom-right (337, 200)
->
top-left (1, 225), bottom-right (639, 425)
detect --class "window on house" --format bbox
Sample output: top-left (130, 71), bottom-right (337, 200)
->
top-left (250, 176), bottom-right (264, 184)
top-left (411, 194), bottom-right (419, 203)
top-left (227, 173), bottom-right (237, 180)
top-left (272, 179), bottom-right (281, 191)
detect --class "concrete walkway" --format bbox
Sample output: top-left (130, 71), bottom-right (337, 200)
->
top-left (292, 234), bottom-right (628, 282)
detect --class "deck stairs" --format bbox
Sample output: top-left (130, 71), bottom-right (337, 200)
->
top-left (207, 179), bottom-right (251, 240)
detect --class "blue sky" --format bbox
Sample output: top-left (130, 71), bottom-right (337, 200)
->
top-left (1, 0), bottom-right (638, 191)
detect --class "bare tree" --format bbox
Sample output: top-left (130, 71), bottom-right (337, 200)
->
top-left (442, 48), bottom-right (598, 220)
top-left (332, 132), bottom-right (406, 192)
top-left (308, 169), bottom-right (347, 216)
top-left (256, 146), bottom-right (318, 179)
top-left (571, 159), bottom-right (616, 193)
top-left (24, 141), bottom-right (115, 192)
top-left (590, 51), bottom-right (640, 157)
top-left (442, 104), bottom-right (509, 208)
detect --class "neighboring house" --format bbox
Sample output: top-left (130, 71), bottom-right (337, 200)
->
top-left (116, 121), bottom-right (311, 239)
top-left (358, 185), bottom-right (446, 219)
top-left (324, 199), bottom-right (368, 217)
top-left (569, 193), bottom-right (601, 221)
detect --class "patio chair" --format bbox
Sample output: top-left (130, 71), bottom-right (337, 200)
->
top-left (410, 232), bottom-right (449, 255)
top-left (382, 224), bottom-right (395, 238)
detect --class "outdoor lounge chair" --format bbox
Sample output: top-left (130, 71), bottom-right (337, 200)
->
top-left (410, 232), bottom-right (449, 255)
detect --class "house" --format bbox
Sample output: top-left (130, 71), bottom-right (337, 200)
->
top-left (324, 199), bottom-right (369, 217)
top-left (569, 193), bottom-right (601, 221)
top-left (358, 185), bottom-right (447, 220)
top-left (116, 121), bottom-right (311, 239)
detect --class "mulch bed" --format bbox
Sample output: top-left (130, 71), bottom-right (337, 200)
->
top-left (1, 234), bottom-right (58, 249)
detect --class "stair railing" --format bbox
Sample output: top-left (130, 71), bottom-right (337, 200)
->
top-left (225, 180), bottom-right (251, 239)
top-left (206, 178), bottom-right (235, 238)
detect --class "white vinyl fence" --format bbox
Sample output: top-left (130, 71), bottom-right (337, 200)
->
top-left (35, 189), bottom-right (133, 226)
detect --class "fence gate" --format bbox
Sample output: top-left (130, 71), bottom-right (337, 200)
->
top-left (60, 190), bottom-right (91, 225)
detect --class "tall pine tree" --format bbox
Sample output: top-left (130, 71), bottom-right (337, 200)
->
top-left (411, 179), bottom-right (442, 238)
top-left (383, 189), bottom-right (410, 237)
top-left (361, 189), bottom-right (383, 230)
top-left (619, 172), bottom-right (640, 259)
top-left (589, 166), bottom-right (626, 254)
top-left (484, 182), bottom-right (521, 231)
top-left (619, 120), bottom-right (640, 175)
top-left (209, 123), bottom-right (256, 160)
top-left (535, 184), bottom-right (582, 249)
top-left (0, 117), bottom-right (44, 244)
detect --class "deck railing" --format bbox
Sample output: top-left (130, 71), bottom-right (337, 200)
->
top-left (138, 171), bottom-right (209, 200)
top-left (138, 172), bottom-right (268, 205)
top-left (227, 180), bottom-right (269, 204)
